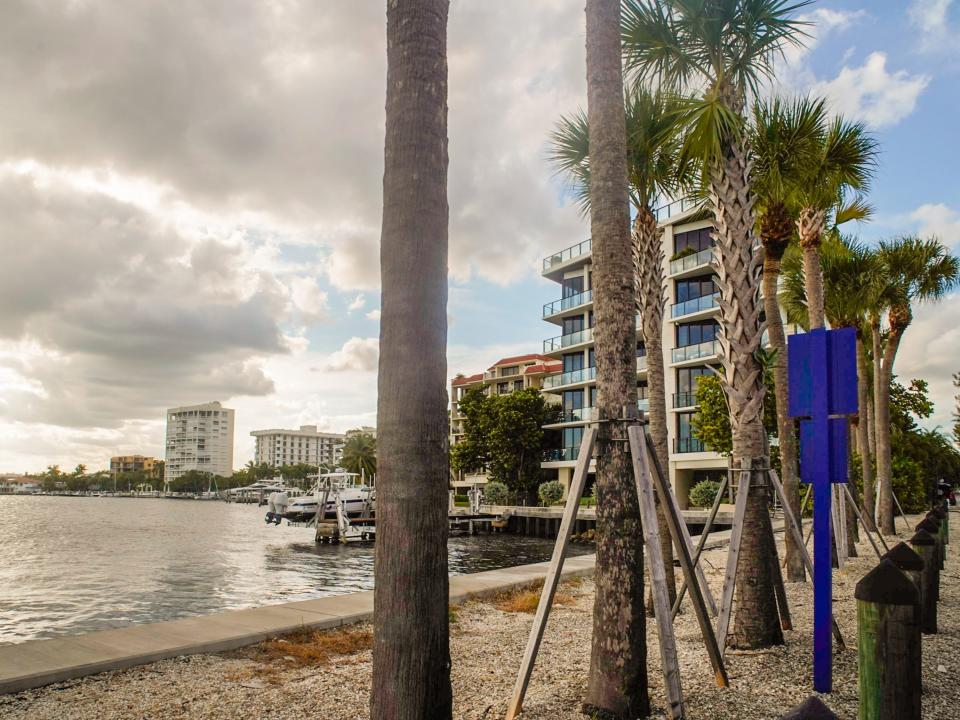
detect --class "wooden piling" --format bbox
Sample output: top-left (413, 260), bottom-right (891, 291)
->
top-left (916, 516), bottom-right (943, 571)
top-left (779, 695), bottom-right (838, 720)
top-left (932, 505), bottom-right (948, 544)
top-left (882, 542), bottom-right (924, 593)
top-left (909, 529), bottom-right (939, 633)
top-left (927, 511), bottom-right (947, 568)
top-left (855, 558), bottom-right (922, 720)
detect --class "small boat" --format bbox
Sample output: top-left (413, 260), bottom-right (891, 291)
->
top-left (280, 471), bottom-right (374, 523)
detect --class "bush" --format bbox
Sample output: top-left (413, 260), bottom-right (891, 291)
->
top-left (538, 480), bottom-right (564, 506)
top-left (483, 481), bottom-right (509, 506)
top-left (689, 479), bottom-right (722, 508)
top-left (892, 455), bottom-right (928, 514)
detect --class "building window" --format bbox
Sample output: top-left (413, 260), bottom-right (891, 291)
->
top-left (514, 379), bottom-right (524, 392)
top-left (563, 315), bottom-right (585, 335)
top-left (562, 274), bottom-right (584, 298)
top-left (563, 353), bottom-right (584, 373)
top-left (636, 341), bottom-right (646, 357)
top-left (563, 426), bottom-right (584, 453)
top-left (674, 227), bottom-right (713, 255)
top-left (497, 382), bottom-right (509, 394)
top-left (675, 275), bottom-right (716, 303)
top-left (676, 320), bottom-right (719, 347)
top-left (677, 366), bottom-right (712, 394)
top-left (563, 389), bottom-right (584, 411)
top-left (500, 365), bottom-right (519, 376)
top-left (676, 411), bottom-right (704, 452)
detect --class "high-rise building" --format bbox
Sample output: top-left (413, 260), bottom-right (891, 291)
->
top-left (164, 401), bottom-right (235, 480)
top-left (539, 199), bottom-right (793, 506)
top-left (109, 455), bottom-right (162, 479)
top-left (251, 425), bottom-right (346, 469)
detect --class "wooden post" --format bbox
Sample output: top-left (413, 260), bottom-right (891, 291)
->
top-left (855, 559), bottom-right (921, 720)
top-left (916, 516), bottom-right (943, 573)
top-left (505, 428), bottom-right (597, 720)
top-left (892, 489), bottom-right (910, 535)
top-left (909, 529), bottom-right (938, 634)
top-left (882, 542), bottom-right (924, 593)
top-left (842, 483), bottom-right (884, 559)
top-left (673, 474), bottom-right (727, 619)
top-left (779, 696), bottom-right (839, 720)
top-left (932, 505), bottom-right (948, 546)
top-left (627, 425), bottom-right (684, 718)
top-left (716, 464), bottom-right (751, 657)
top-left (927, 511), bottom-right (946, 569)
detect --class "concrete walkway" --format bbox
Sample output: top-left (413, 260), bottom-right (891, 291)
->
top-left (0, 553), bottom-right (596, 695)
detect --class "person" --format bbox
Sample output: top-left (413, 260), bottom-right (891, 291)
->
top-left (936, 479), bottom-right (955, 507)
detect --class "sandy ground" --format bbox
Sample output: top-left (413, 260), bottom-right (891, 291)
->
top-left (3, 512), bottom-right (958, 720)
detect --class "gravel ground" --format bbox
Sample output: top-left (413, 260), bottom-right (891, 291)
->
top-left (3, 512), bottom-right (958, 719)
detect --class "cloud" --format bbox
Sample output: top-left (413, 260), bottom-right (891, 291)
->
top-left (910, 203), bottom-right (960, 250)
top-left (365, 309), bottom-right (381, 321)
top-left (772, 8), bottom-right (865, 90)
top-left (289, 276), bottom-right (330, 324)
top-left (909, 0), bottom-right (953, 32)
top-left (323, 337), bottom-right (379, 373)
top-left (811, 52), bottom-right (929, 128)
top-left (347, 293), bottom-right (366, 312)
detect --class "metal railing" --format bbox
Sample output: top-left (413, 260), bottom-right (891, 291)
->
top-left (674, 437), bottom-right (706, 453)
top-left (554, 407), bottom-right (598, 424)
top-left (542, 239), bottom-right (592, 271)
top-left (541, 366), bottom-right (597, 390)
top-left (670, 292), bottom-right (720, 319)
top-left (673, 392), bottom-right (698, 409)
top-left (653, 196), bottom-right (703, 222)
top-left (543, 289), bottom-right (593, 318)
top-left (671, 339), bottom-right (721, 363)
top-left (543, 327), bottom-right (593, 353)
top-left (543, 446), bottom-right (580, 462)
top-left (668, 247), bottom-right (713, 276)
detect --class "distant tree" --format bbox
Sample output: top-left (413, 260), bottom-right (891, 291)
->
top-left (692, 368), bottom-right (778, 457)
top-left (954, 372), bottom-right (960, 445)
top-left (341, 433), bottom-right (376, 479)
top-left (73, 464), bottom-right (87, 476)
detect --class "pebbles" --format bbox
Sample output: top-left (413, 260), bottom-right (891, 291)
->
top-left (2, 513), bottom-right (958, 719)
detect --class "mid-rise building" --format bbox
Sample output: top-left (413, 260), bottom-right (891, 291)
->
top-left (110, 455), bottom-right (161, 478)
top-left (345, 426), bottom-right (377, 440)
top-left (540, 200), bottom-right (792, 506)
top-left (251, 425), bottom-right (346, 469)
top-left (164, 401), bottom-right (235, 480)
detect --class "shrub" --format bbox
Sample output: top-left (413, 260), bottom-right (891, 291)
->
top-left (538, 480), bottom-right (564, 506)
top-left (689, 479), bottom-right (722, 508)
top-left (483, 481), bottom-right (509, 506)
top-left (892, 455), bottom-right (928, 513)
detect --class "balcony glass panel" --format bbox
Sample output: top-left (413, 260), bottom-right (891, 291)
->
top-left (543, 327), bottom-right (593, 353)
top-left (668, 247), bottom-right (713, 276)
top-left (675, 437), bottom-right (706, 453)
top-left (543, 289), bottom-right (593, 317)
top-left (543, 239), bottom-right (592, 271)
top-left (671, 339), bottom-right (721, 363)
top-left (541, 366), bottom-right (597, 390)
top-left (543, 446), bottom-right (580, 462)
top-left (673, 392), bottom-right (698, 409)
top-left (670, 292), bottom-right (720, 318)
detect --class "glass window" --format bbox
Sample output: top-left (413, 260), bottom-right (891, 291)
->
top-left (563, 315), bottom-right (585, 335)
top-left (588, 348), bottom-right (595, 368)
top-left (677, 411), bottom-right (695, 441)
top-left (513, 379), bottom-right (524, 392)
top-left (637, 380), bottom-right (649, 399)
top-left (675, 275), bottom-right (716, 303)
top-left (636, 341), bottom-right (646, 357)
top-left (563, 389), bottom-right (584, 410)
top-left (562, 274), bottom-right (584, 298)
top-left (674, 226), bottom-right (714, 254)
top-left (563, 426), bottom-right (584, 452)
top-left (676, 320), bottom-right (719, 347)
top-left (563, 353), bottom-right (584, 373)
top-left (500, 365), bottom-right (519, 376)
top-left (677, 366), bottom-right (713, 393)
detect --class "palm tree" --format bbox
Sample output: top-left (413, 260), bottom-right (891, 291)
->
top-left (622, 0), bottom-right (810, 650)
top-left (872, 236), bottom-right (959, 534)
top-left (550, 88), bottom-right (690, 607)
top-left (794, 116), bottom-right (878, 330)
top-left (73, 463), bottom-right (87, 476)
top-left (371, 1), bottom-right (452, 717)
top-left (750, 95), bottom-right (823, 582)
top-left (582, 1), bottom-right (649, 715)
top-left (341, 433), bottom-right (377, 479)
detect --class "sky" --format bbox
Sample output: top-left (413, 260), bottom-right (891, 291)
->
top-left (0, 0), bottom-right (958, 473)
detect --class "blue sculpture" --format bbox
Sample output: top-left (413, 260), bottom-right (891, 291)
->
top-left (788, 326), bottom-right (858, 693)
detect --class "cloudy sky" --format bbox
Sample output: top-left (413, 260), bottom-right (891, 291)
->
top-left (1, 0), bottom-right (958, 473)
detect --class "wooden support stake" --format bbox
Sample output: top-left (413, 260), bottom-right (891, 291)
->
top-left (716, 464), bottom-right (751, 657)
top-left (673, 474), bottom-right (728, 619)
top-left (638, 427), bottom-right (728, 687)
top-left (505, 428), bottom-right (597, 720)
top-left (837, 485), bottom-right (849, 565)
top-left (909, 529), bottom-right (938, 635)
top-left (892, 489), bottom-right (911, 535)
top-left (783, 484), bottom-right (812, 568)
top-left (627, 425), bottom-right (684, 717)
top-left (831, 487), bottom-right (845, 569)
top-left (855, 559), bottom-right (921, 720)
top-left (767, 512), bottom-right (793, 632)
top-left (842, 483), bottom-right (884, 559)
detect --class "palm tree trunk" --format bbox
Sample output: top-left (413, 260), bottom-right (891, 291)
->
top-left (797, 207), bottom-right (827, 330)
top-left (711, 126), bottom-right (784, 650)
top-left (371, 2), bottom-right (452, 718)
top-left (855, 334), bottom-right (877, 532)
top-left (763, 251), bottom-right (804, 582)
top-left (634, 209), bottom-right (677, 608)
top-left (582, 2), bottom-right (649, 716)
top-left (875, 313), bottom-right (907, 536)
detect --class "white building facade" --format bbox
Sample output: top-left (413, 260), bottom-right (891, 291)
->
top-left (251, 425), bottom-right (345, 469)
top-left (164, 401), bottom-right (235, 480)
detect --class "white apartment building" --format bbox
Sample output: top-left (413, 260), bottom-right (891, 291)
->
top-left (165, 401), bottom-right (235, 480)
top-left (540, 199), bottom-right (793, 507)
top-left (251, 425), bottom-right (346, 469)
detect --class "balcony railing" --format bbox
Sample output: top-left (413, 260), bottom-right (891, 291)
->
top-left (637, 397), bottom-right (649, 413)
top-left (637, 355), bottom-right (648, 372)
top-left (543, 447), bottom-right (580, 462)
top-left (668, 247), bottom-right (713, 276)
top-left (673, 392), bottom-right (698, 409)
top-left (543, 289), bottom-right (593, 318)
top-left (670, 292), bottom-right (720, 319)
top-left (674, 437), bottom-right (706, 453)
top-left (543, 327), bottom-right (593, 353)
top-left (554, 407), bottom-right (598, 424)
top-left (654, 196), bottom-right (703, 222)
top-left (671, 339), bottom-right (721, 363)
top-left (541, 366), bottom-right (597, 390)
top-left (543, 239), bottom-right (592, 271)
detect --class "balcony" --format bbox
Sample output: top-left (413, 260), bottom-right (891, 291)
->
top-left (541, 366), bottom-right (596, 391)
top-left (654, 196), bottom-right (703, 223)
top-left (673, 392), bottom-right (698, 409)
top-left (543, 289), bottom-right (593, 319)
top-left (674, 437), bottom-right (706, 453)
top-left (670, 292), bottom-right (720, 319)
top-left (543, 239), bottom-right (591, 273)
top-left (671, 339), bottom-right (721, 363)
top-left (543, 327), bottom-right (593, 353)
top-left (543, 447), bottom-right (580, 462)
top-left (668, 247), bottom-right (713, 277)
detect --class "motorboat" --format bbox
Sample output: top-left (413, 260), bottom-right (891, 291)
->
top-left (280, 471), bottom-right (374, 523)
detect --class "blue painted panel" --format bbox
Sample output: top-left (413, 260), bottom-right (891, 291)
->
top-left (787, 331), bottom-right (814, 418)
top-left (830, 417), bottom-right (849, 484)
top-left (827, 327), bottom-right (858, 416)
top-left (799, 417), bottom-right (849, 484)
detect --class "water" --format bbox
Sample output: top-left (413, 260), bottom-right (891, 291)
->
top-left (0, 495), bottom-right (587, 644)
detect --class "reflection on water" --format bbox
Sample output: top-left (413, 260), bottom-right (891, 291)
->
top-left (0, 496), bottom-right (589, 644)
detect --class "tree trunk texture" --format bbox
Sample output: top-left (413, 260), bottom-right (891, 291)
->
top-left (797, 207), bottom-right (827, 331)
top-left (762, 251), bottom-right (805, 582)
top-left (875, 316), bottom-right (906, 536)
top-left (856, 335), bottom-right (877, 532)
top-left (582, 2), bottom-right (649, 716)
top-left (633, 208), bottom-right (677, 609)
top-left (371, 2), bottom-right (452, 719)
top-left (710, 125), bottom-right (784, 649)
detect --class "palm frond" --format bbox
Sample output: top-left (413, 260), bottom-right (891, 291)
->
top-left (547, 110), bottom-right (592, 217)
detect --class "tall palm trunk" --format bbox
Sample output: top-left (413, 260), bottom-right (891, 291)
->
top-left (583, 1), bottom-right (649, 716)
top-left (711, 103), bottom-right (784, 649)
top-left (633, 208), bottom-right (676, 606)
top-left (371, 2), bottom-right (452, 718)
top-left (855, 333), bottom-right (877, 532)
top-left (875, 307), bottom-right (909, 535)
top-left (760, 203), bottom-right (804, 583)
top-left (797, 207), bottom-right (827, 330)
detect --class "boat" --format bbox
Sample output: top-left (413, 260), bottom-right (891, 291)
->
top-left (279, 471), bottom-right (374, 523)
